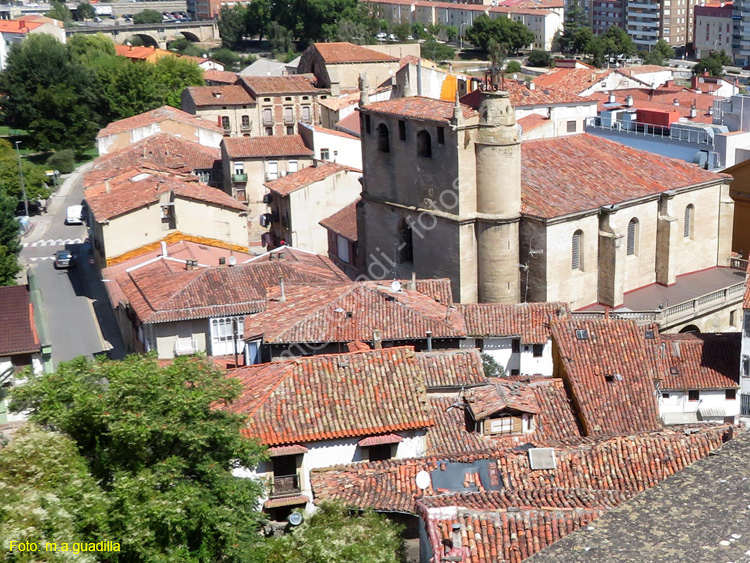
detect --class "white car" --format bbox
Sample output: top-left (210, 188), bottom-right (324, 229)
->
top-left (388, 34), bottom-right (397, 42)
top-left (375, 32), bottom-right (387, 41)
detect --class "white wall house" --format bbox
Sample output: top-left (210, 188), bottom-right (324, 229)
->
top-left (298, 122), bottom-right (363, 169)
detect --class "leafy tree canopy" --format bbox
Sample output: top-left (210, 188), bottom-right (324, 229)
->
top-left (527, 49), bottom-right (551, 67)
top-left (0, 191), bottom-right (20, 285)
top-left (421, 38), bottom-right (455, 62)
top-left (218, 4), bottom-right (247, 49)
top-left (48, 0), bottom-right (72, 22)
top-left (641, 39), bottom-right (675, 66)
top-left (75, 1), bottom-right (96, 21)
top-left (693, 49), bottom-right (731, 76)
top-left (466, 15), bottom-right (534, 54)
top-left (11, 354), bottom-right (268, 562)
top-left (481, 352), bottom-right (506, 378)
top-left (133, 9), bottom-right (163, 24)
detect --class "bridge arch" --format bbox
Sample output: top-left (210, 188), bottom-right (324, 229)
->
top-left (679, 325), bottom-right (701, 334)
top-left (132, 33), bottom-right (159, 48)
top-left (179, 31), bottom-right (200, 42)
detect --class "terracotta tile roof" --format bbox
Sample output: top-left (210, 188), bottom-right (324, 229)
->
top-left (362, 96), bottom-right (478, 125)
top-left (466, 377), bottom-right (541, 419)
top-left (0, 285), bottom-right (39, 356)
top-left (310, 425), bottom-right (731, 513)
top-left (533, 68), bottom-right (614, 93)
top-left (97, 105), bottom-right (223, 138)
top-left (268, 444), bottom-right (308, 456)
top-left (243, 281), bottom-right (466, 343)
top-left (518, 113), bottom-right (550, 132)
top-left (413, 279), bottom-right (454, 306)
top-left (264, 161), bottom-right (360, 196)
top-left (85, 134), bottom-right (220, 187)
top-left (617, 64), bottom-right (673, 76)
top-left (461, 82), bottom-right (594, 109)
top-left (499, 0), bottom-right (565, 8)
top-left (117, 248), bottom-right (348, 324)
top-left (183, 85), bottom-right (254, 107)
top-left (264, 495), bottom-right (310, 508)
top-left (314, 42), bottom-right (399, 64)
top-left (489, 5), bottom-right (552, 15)
top-left (224, 347), bottom-right (434, 445)
top-left (550, 318), bottom-right (662, 436)
top-left (114, 44), bottom-right (175, 61)
top-left (318, 92), bottom-right (360, 111)
top-left (658, 332), bottom-right (740, 390)
top-left (84, 167), bottom-right (246, 222)
top-left (526, 377), bottom-right (584, 443)
top-left (335, 111), bottom-right (361, 136)
top-left (310, 124), bottom-right (359, 140)
top-left (415, 349), bottom-right (486, 389)
top-left (590, 87), bottom-right (717, 124)
top-left (0, 18), bottom-right (44, 34)
top-left (426, 396), bottom-right (500, 455)
top-left (521, 134), bottom-right (726, 219)
top-left (459, 302), bottom-right (570, 344)
top-left (222, 135), bottom-right (314, 159)
top-left (319, 198), bottom-right (359, 242)
top-left (240, 74), bottom-right (321, 95)
top-left (203, 69), bottom-right (239, 84)
top-left (358, 433), bottom-right (403, 446)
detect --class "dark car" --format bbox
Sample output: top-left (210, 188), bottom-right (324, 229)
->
top-left (14, 200), bottom-right (42, 217)
top-left (54, 249), bottom-right (74, 269)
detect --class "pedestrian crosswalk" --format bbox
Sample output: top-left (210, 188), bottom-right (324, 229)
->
top-left (29, 256), bottom-right (54, 261)
top-left (23, 238), bottom-right (83, 248)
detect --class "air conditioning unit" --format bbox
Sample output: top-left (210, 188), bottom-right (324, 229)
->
top-left (262, 193), bottom-right (273, 204)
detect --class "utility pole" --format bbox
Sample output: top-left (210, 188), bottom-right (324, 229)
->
top-left (14, 141), bottom-right (28, 217)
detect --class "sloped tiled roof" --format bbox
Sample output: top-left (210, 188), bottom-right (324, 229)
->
top-left (319, 198), bottom-right (359, 241)
top-left (240, 74), bottom-right (320, 95)
top-left (84, 168), bottom-right (246, 222)
top-left (318, 92), bottom-right (360, 111)
top-left (310, 425), bottom-right (731, 513)
top-left (415, 349), bottom-right (486, 389)
top-left (465, 377), bottom-right (540, 419)
top-left (461, 81), bottom-right (595, 109)
top-left (590, 87), bottom-right (717, 124)
top-left (183, 85), bottom-right (254, 107)
top-left (521, 134), bottom-right (726, 219)
top-left (533, 68), bottom-right (614, 94)
top-left (518, 113), bottom-right (551, 132)
top-left (335, 111), bottom-right (361, 136)
top-left (222, 135), bottom-right (314, 159)
top-left (658, 332), bottom-right (740, 390)
top-left (224, 347), bottom-right (434, 445)
top-left (118, 248), bottom-right (348, 324)
top-left (550, 318), bottom-right (662, 436)
top-left (459, 302), bottom-right (570, 344)
top-left (97, 105), bottom-right (223, 138)
top-left (362, 96), bottom-right (478, 124)
top-left (0, 285), bottom-right (39, 356)
top-left (203, 69), bottom-right (239, 84)
top-left (85, 134), bottom-right (220, 187)
top-left (264, 161), bottom-right (360, 196)
top-left (243, 281), bottom-right (466, 343)
top-left (314, 42), bottom-right (399, 64)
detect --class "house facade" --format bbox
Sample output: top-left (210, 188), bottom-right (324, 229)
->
top-left (320, 199), bottom-right (362, 280)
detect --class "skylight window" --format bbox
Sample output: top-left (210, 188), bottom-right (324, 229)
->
top-left (575, 329), bottom-right (589, 340)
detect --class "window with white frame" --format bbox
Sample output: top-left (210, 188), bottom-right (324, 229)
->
top-left (210, 316), bottom-right (244, 356)
top-left (233, 162), bottom-right (244, 175)
top-left (288, 160), bottom-right (298, 173)
top-left (337, 235), bottom-right (350, 263)
top-left (627, 218), bottom-right (639, 256)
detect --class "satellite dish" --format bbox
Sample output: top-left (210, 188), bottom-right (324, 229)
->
top-left (228, 256), bottom-right (237, 266)
top-left (415, 470), bottom-right (431, 491)
top-left (390, 280), bottom-right (402, 292)
top-left (288, 512), bottom-right (303, 526)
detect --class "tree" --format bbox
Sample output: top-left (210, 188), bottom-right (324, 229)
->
top-left (0, 34), bottom-right (100, 150)
top-left (641, 38), bottom-right (675, 66)
top-left (558, 0), bottom-right (588, 53)
top-left (694, 49), bottom-right (731, 76)
top-left (210, 48), bottom-right (240, 69)
top-left (0, 192), bottom-right (20, 285)
top-left (268, 21), bottom-right (294, 56)
top-left (48, 0), bottom-right (72, 22)
top-left (445, 25), bottom-right (458, 43)
top-left (132, 9), bottom-right (163, 24)
top-left (394, 22), bottom-right (411, 41)
top-left (153, 56), bottom-right (204, 107)
top-left (466, 15), bottom-right (534, 54)
top-left (75, 1), bottom-right (96, 21)
top-left (595, 25), bottom-right (636, 62)
top-left (527, 49), bottom-right (551, 67)
top-left (11, 355), bottom-right (267, 562)
top-left (67, 33), bottom-right (116, 63)
top-left (0, 140), bottom-right (50, 202)
top-left (0, 425), bottom-right (111, 558)
top-left (571, 26), bottom-right (594, 55)
top-left (245, 0), bottom-right (271, 40)
top-left (258, 503), bottom-right (406, 563)
top-left (47, 149), bottom-right (76, 174)
top-left (506, 60), bottom-right (522, 74)
top-left (481, 352), bottom-right (506, 378)
top-left (421, 38), bottom-right (455, 62)
top-left (334, 18), bottom-right (368, 44)
top-left (218, 4), bottom-right (247, 49)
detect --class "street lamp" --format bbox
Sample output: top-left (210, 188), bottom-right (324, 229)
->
top-left (460, 21), bottom-right (465, 50)
top-left (14, 141), bottom-right (28, 218)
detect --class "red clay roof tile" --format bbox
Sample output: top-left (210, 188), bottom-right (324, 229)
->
top-left (658, 332), bottom-right (740, 390)
top-left (240, 74), bottom-right (321, 95)
top-left (0, 285), bottom-right (39, 356)
top-left (222, 135), bottom-right (314, 159)
top-left (97, 105), bottom-right (222, 138)
top-left (183, 85), bottom-right (254, 106)
top-left (459, 302), bottom-right (570, 344)
top-left (264, 161), bottom-right (360, 196)
top-left (362, 96), bottom-right (478, 124)
top-left (314, 42), bottom-right (399, 64)
top-left (319, 198), bottom-right (359, 242)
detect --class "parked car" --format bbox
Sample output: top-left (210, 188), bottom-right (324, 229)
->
top-left (388, 34), bottom-right (397, 42)
top-left (66, 204), bottom-right (84, 225)
top-left (375, 32), bottom-right (387, 40)
top-left (15, 201), bottom-right (42, 217)
top-left (54, 250), bottom-right (74, 269)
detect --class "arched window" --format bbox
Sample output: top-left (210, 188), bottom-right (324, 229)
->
top-left (417, 130), bottom-right (432, 158)
top-left (684, 204), bottom-right (694, 239)
top-left (627, 218), bottom-right (639, 256)
top-left (377, 123), bottom-right (390, 153)
top-left (572, 230), bottom-right (583, 271)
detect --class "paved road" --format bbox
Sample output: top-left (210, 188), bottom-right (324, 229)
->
top-left (21, 164), bottom-right (125, 368)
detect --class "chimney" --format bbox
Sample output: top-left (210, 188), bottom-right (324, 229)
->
top-left (528, 81), bottom-right (535, 90)
top-left (160, 241), bottom-right (167, 257)
top-left (185, 259), bottom-right (196, 271)
top-left (426, 330), bottom-right (433, 352)
top-left (105, 180), bottom-right (111, 193)
top-left (590, 72), bottom-right (596, 82)
top-left (358, 73), bottom-right (369, 107)
top-left (451, 523), bottom-right (462, 550)
top-left (18, 19), bottom-right (24, 28)
top-left (608, 92), bottom-right (616, 104)
top-left (373, 329), bottom-right (382, 349)
top-left (625, 95), bottom-right (634, 107)
top-left (690, 103), bottom-right (698, 118)
top-left (673, 98), bottom-right (680, 106)
top-left (409, 271), bottom-right (416, 290)
top-left (279, 276), bottom-right (286, 302)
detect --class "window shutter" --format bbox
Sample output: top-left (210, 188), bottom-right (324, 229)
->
top-left (627, 220), bottom-right (636, 255)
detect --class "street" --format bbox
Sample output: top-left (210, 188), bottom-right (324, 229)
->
top-left (21, 164), bottom-right (125, 368)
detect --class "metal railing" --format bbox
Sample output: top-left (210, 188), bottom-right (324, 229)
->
top-left (586, 117), bottom-right (715, 146)
top-left (270, 474), bottom-right (301, 498)
top-left (232, 173), bottom-right (248, 183)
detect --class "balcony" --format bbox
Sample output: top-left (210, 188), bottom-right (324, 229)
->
top-left (284, 115), bottom-right (295, 125)
top-left (241, 123), bottom-right (252, 132)
top-left (574, 266), bottom-right (746, 331)
top-left (269, 473), bottom-right (301, 498)
top-left (263, 117), bottom-right (273, 126)
top-left (232, 173), bottom-right (248, 183)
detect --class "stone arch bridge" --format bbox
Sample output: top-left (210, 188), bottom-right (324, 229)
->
top-left (66, 21), bottom-right (218, 49)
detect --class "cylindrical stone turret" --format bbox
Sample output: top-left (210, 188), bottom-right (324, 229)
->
top-left (475, 90), bottom-right (521, 304)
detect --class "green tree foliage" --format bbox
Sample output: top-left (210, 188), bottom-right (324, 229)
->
top-left (694, 50), bottom-right (731, 76)
top-left (445, 25), bottom-right (458, 42)
top-left (466, 15), bottom-right (534, 54)
top-left (68, 33), bottom-right (116, 63)
top-left (133, 9), bottom-right (163, 24)
top-left (218, 4), bottom-right (247, 49)
top-left (527, 49), bottom-right (551, 67)
top-left (48, 0), bottom-right (72, 22)
top-left (246, 0), bottom-right (272, 40)
top-left (75, 1), bottom-right (96, 21)
top-left (506, 60), bottom-right (522, 74)
top-left (421, 38), bottom-right (455, 62)
top-left (46, 149), bottom-right (76, 174)
top-left (641, 39), bottom-right (675, 66)
top-left (0, 192), bottom-right (21, 285)
top-left (0, 34), bottom-right (100, 151)
top-left (11, 355), bottom-right (267, 562)
top-left (268, 21), bottom-right (294, 55)
top-left (168, 37), bottom-right (203, 57)
top-left (333, 18), bottom-right (369, 44)
top-left (558, 0), bottom-right (588, 53)
top-left (393, 22), bottom-right (411, 41)
top-left (596, 25), bottom-right (636, 61)
top-left (0, 140), bottom-right (50, 202)
top-left (481, 352), bottom-right (506, 378)
top-left (210, 47), bottom-right (240, 68)
top-left (572, 26), bottom-right (594, 54)
top-left (258, 503), bottom-right (405, 563)
top-left (0, 425), bottom-right (111, 559)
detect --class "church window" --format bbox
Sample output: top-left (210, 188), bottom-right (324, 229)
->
top-left (627, 218), bottom-right (638, 256)
top-left (417, 130), bottom-right (432, 158)
top-left (377, 123), bottom-right (390, 153)
top-left (684, 204), bottom-right (694, 239)
top-left (572, 230), bottom-right (583, 271)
